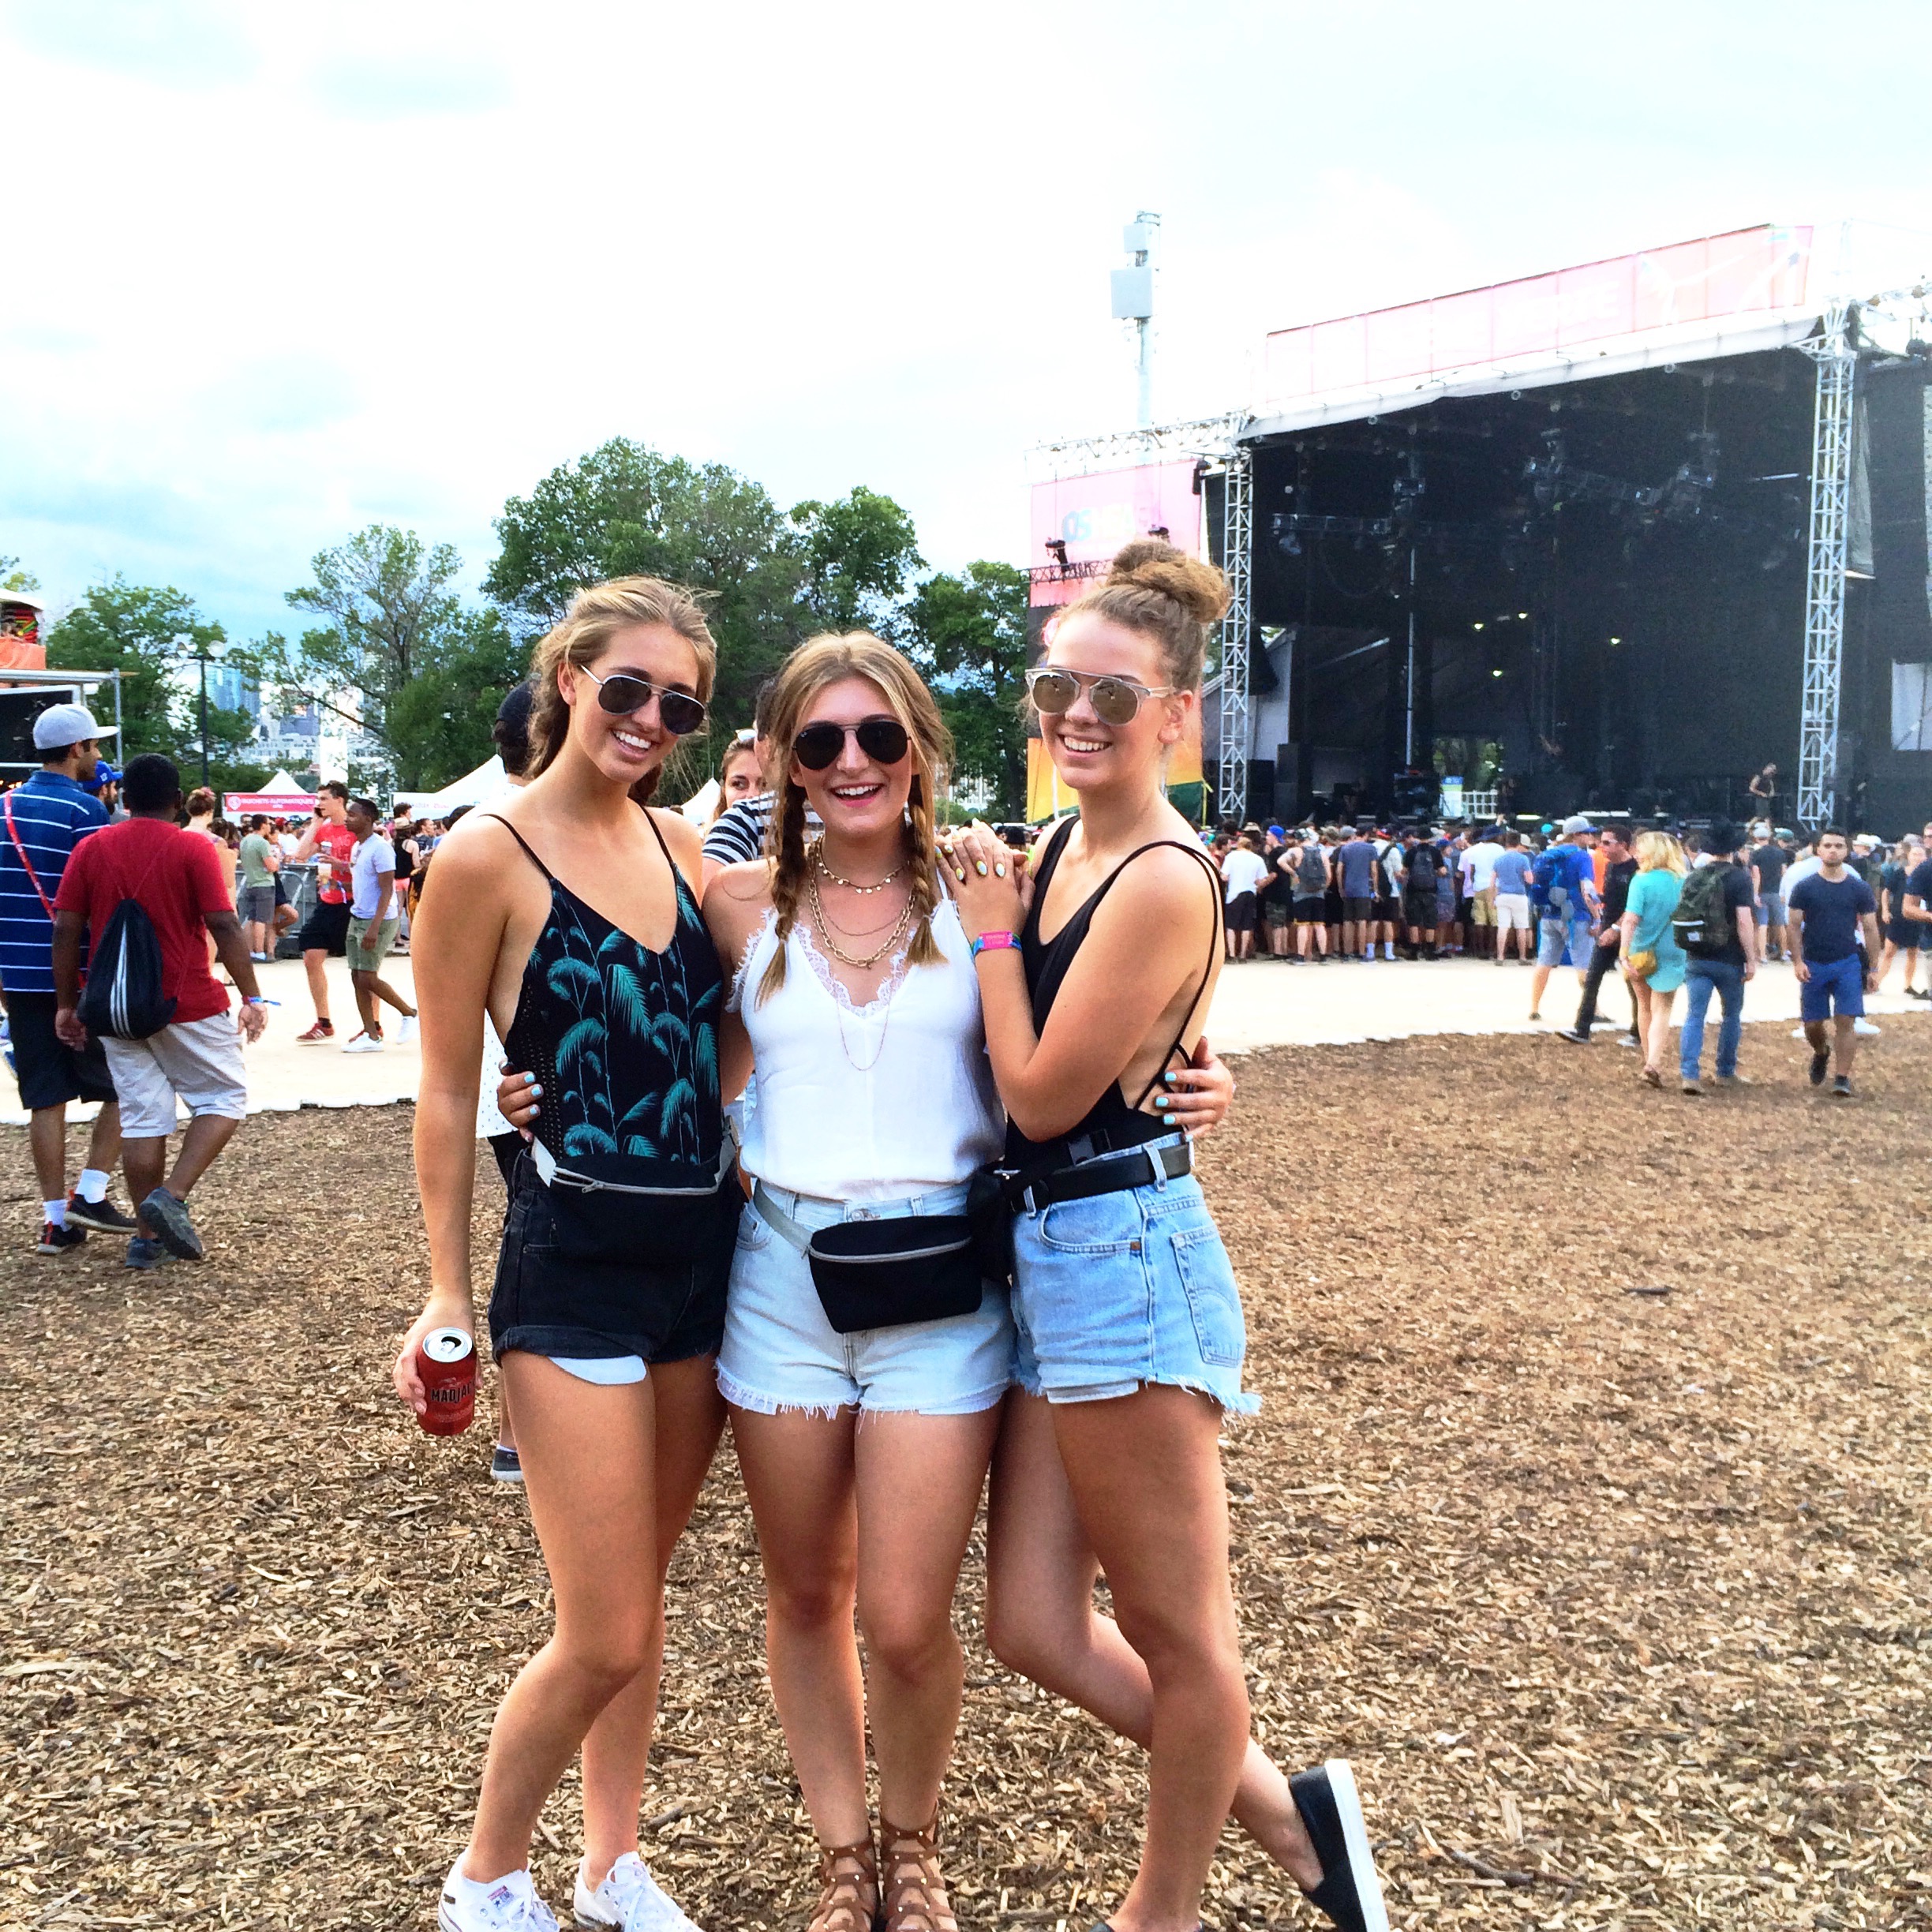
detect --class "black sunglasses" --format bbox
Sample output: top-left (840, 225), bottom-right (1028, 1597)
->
top-left (579, 665), bottom-right (707, 736)
top-left (792, 716), bottom-right (910, 772)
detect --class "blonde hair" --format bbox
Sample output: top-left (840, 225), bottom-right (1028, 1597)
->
top-left (1634, 829), bottom-right (1686, 874)
top-left (755, 632), bottom-right (950, 1006)
top-left (1053, 537), bottom-right (1231, 690)
top-left (526, 576), bottom-right (717, 805)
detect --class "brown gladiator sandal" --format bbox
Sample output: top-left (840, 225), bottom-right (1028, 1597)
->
top-left (808, 1835), bottom-right (880, 1932)
top-left (879, 1812), bottom-right (959, 1932)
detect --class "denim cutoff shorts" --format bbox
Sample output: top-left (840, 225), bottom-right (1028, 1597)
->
top-left (717, 1181), bottom-right (1016, 1417)
top-left (1536, 915), bottom-right (1595, 968)
top-left (1010, 1150), bottom-right (1257, 1415)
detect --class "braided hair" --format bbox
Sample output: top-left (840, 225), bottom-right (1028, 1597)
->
top-left (754, 632), bottom-right (952, 1007)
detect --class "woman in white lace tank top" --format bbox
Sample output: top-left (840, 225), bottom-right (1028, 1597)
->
top-left (702, 635), bottom-right (1008, 1932)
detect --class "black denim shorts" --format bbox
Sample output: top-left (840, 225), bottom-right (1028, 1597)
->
top-left (489, 1157), bottom-right (734, 1366)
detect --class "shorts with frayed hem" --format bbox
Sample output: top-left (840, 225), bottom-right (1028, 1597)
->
top-left (1009, 1153), bottom-right (1257, 1416)
top-left (717, 1180), bottom-right (1015, 1417)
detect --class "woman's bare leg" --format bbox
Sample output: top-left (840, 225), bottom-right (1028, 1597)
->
top-left (464, 1354), bottom-right (661, 1882)
top-left (579, 1357), bottom-right (728, 1885)
top-left (1050, 1386), bottom-right (1249, 1932)
top-left (853, 1409), bottom-right (1002, 1827)
top-left (985, 1394), bottom-right (1320, 1891)
top-left (732, 1406), bottom-right (870, 1845)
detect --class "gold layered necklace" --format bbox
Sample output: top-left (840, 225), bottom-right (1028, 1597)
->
top-left (807, 871), bottom-right (915, 969)
top-left (812, 838), bottom-right (907, 895)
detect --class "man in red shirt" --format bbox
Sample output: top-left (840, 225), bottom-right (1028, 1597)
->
top-left (51, 754), bottom-right (268, 1268)
top-left (290, 779), bottom-right (357, 1042)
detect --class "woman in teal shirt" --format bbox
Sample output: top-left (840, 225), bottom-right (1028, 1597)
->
top-left (1620, 830), bottom-right (1687, 1088)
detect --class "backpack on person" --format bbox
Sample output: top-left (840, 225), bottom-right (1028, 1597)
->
top-left (77, 860), bottom-right (178, 1040)
top-left (1296, 844), bottom-right (1327, 893)
top-left (1533, 846), bottom-right (1574, 921)
top-left (1672, 863), bottom-right (1735, 960)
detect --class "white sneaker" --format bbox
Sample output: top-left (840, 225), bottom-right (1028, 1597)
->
top-left (439, 1859), bottom-right (559, 1930)
top-left (343, 1031), bottom-right (387, 1054)
top-left (1853, 1017), bottom-right (1880, 1036)
top-left (574, 1852), bottom-right (701, 1932)
top-left (397, 1013), bottom-right (420, 1043)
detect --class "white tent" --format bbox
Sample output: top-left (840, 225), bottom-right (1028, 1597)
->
top-left (393, 756), bottom-right (510, 818)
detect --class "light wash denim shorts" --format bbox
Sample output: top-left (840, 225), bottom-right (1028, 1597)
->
top-left (1010, 1151), bottom-right (1258, 1415)
top-left (717, 1181), bottom-right (1016, 1417)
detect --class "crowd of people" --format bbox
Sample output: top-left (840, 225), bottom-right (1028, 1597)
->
top-left (1206, 812), bottom-right (1929, 1098)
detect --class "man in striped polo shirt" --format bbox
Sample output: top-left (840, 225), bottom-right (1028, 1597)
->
top-left (0, 702), bottom-right (136, 1253)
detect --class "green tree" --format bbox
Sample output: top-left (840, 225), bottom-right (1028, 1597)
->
top-left (485, 438), bottom-right (804, 735)
top-left (907, 561), bottom-right (1030, 818)
top-left (2, 555), bottom-right (39, 594)
top-left (43, 578), bottom-right (225, 758)
top-left (252, 525), bottom-right (465, 758)
top-left (485, 441), bottom-right (926, 739)
top-left (790, 485), bottom-right (923, 636)
top-left (383, 606), bottom-right (527, 790)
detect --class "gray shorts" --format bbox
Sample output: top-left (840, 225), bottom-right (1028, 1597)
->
top-left (238, 883), bottom-right (276, 927)
top-left (1759, 892), bottom-right (1785, 927)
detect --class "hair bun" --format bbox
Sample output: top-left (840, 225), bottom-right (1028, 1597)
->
top-left (1103, 538), bottom-right (1231, 626)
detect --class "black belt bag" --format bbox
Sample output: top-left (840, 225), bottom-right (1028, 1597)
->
top-left (532, 1138), bottom-right (737, 1267)
top-left (753, 1184), bottom-right (984, 1335)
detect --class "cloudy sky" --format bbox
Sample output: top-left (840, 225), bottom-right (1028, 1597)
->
top-left (6, 0), bottom-right (1931, 642)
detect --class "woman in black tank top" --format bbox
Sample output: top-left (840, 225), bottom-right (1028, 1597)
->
top-left (947, 541), bottom-right (1387, 1932)
top-left (391, 578), bottom-right (739, 1932)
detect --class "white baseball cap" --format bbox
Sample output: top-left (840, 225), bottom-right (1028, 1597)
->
top-left (32, 702), bottom-right (118, 751)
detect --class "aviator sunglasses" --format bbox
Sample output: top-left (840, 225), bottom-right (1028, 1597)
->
top-left (1027, 665), bottom-right (1177, 726)
top-left (578, 664), bottom-right (708, 736)
top-left (792, 716), bottom-right (911, 771)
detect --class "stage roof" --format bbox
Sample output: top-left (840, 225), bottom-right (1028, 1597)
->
top-left (1244, 223), bottom-right (1821, 440)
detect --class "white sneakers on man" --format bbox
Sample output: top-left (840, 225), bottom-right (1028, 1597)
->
top-left (574, 1852), bottom-right (702, 1932)
top-left (438, 1860), bottom-right (558, 1930)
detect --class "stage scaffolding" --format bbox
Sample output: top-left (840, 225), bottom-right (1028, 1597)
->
top-left (1798, 301), bottom-right (1857, 829)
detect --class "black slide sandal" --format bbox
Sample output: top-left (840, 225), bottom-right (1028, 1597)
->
top-left (1290, 1759), bottom-right (1389, 1932)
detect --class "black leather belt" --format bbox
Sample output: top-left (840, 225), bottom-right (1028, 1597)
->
top-left (1006, 1137), bottom-right (1193, 1215)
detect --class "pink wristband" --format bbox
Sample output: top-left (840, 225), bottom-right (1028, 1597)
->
top-left (969, 930), bottom-right (1018, 960)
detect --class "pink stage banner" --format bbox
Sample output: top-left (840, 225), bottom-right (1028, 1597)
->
top-left (1030, 460), bottom-right (1204, 572)
top-left (1262, 223), bottom-right (1813, 403)
top-left (225, 791), bottom-right (317, 815)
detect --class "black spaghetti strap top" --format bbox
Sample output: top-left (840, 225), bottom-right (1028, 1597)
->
top-left (487, 811), bottom-right (724, 1170)
top-left (1005, 815), bottom-right (1223, 1169)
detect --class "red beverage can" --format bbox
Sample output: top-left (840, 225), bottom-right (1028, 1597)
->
top-left (416, 1327), bottom-right (476, 1436)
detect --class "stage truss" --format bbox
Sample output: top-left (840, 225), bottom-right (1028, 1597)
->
top-left (1798, 301), bottom-right (1856, 829)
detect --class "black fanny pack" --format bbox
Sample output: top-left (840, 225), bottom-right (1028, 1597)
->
top-left (532, 1139), bottom-right (737, 1267)
top-left (753, 1184), bottom-right (985, 1335)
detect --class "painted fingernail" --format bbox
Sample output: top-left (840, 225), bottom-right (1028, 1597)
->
top-left (994, 863), bottom-right (1007, 878)
top-left (1154, 1095), bottom-right (1170, 1109)
top-left (975, 861), bottom-right (988, 876)
top-left (527, 1082), bottom-right (542, 1097)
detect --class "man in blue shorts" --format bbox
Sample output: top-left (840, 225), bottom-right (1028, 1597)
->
top-left (1527, 816), bottom-right (1601, 1021)
top-left (1787, 828), bottom-right (1881, 1099)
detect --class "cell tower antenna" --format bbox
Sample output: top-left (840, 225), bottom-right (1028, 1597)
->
top-left (1110, 212), bottom-right (1159, 428)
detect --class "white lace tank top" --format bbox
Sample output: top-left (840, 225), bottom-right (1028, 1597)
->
top-left (728, 893), bottom-right (1004, 1202)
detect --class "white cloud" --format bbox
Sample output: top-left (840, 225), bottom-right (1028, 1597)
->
top-left (6, 0), bottom-right (1932, 643)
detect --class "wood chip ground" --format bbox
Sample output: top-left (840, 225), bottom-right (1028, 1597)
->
top-left (3, 1019), bottom-right (1928, 1930)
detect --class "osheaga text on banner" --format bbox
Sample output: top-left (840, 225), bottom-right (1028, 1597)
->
top-left (1030, 462), bottom-right (1204, 570)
